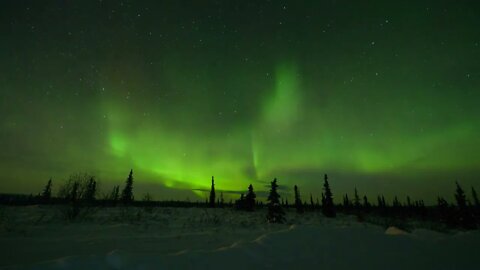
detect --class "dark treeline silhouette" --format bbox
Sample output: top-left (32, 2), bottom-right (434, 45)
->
top-left (1, 171), bottom-right (479, 229)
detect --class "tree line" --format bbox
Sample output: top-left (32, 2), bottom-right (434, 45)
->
top-left (1, 171), bottom-right (479, 229)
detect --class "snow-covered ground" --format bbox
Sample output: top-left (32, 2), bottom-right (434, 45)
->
top-left (1, 206), bottom-right (479, 269)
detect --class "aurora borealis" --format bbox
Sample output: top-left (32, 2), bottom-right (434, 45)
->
top-left (1, 1), bottom-right (479, 202)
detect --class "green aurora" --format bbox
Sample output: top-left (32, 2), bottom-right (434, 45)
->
top-left (1, 1), bottom-right (479, 202)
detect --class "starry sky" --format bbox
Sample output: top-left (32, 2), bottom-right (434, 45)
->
top-left (1, 0), bottom-right (479, 203)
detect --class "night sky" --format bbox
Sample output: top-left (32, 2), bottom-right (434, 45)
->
top-left (1, 1), bottom-right (479, 202)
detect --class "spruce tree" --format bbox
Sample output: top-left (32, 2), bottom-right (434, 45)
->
top-left (235, 193), bottom-right (245, 210)
top-left (454, 182), bottom-right (466, 209)
top-left (471, 187), bottom-right (479, 208)
top-left (393, 196), bottom-right (400, 208)
top-left (343, 194), bottom-right (351, 208)
top-left (294, 185), bottom-right (304, 213)
top-left (322, 174), bottom-right (335, 217)
top-left (245, 184), bottom-right (256, 211)
top-left (437, 196), bottom-right (450, 223)
top-left (83, 176), bottom-right (97, 202)
top-left (377, 195), bottom-right (383, 208)
top-left (220, 192), bottom-right (225, 208)
top-left (121, 169), bottom-right (134, 204)
top-left (266, 178), bottom-right (285, 223)
top-left (454, 181), bottom-right (475, 228)
top-left (209, 176), bottom-right (216, 208)
top-left (110, 185), bottom-right (120, 203)
top-left (69, 180), bottom-right (80, 219)
top-left (310, 194), bottom-right (315, 210)
top-left (41, 178), bottom-right (53, 203)
top-left (354, 188), bottom-right (361, 210)
top-left (363, 195), bottom-right (370, 210)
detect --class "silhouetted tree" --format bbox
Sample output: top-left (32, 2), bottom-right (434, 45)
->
top-left (393, 196), bottom-right (401, 209)
top-left (363, 195), bottom-right (371, 211)
top-left (285, 198), bottom-right (289, 208)
top-left (471, 187), bottom-right (479, 208)
top-left (455, 182), bottom-right (467, 210)
top-left (406, 196), bottom-right (412, 208)
top-left (110, 185), bottom-right (120, 204)
top-left (377, 195), bottom-right (387, 216)
top-left (294, 185), bottom-right (304, 213)
top-left (41, 178), bottom-right (53, 203)
top-left (220, 192), bottom-right (225, 208)
top-left (322, 174), bottom-right (335, 217)
top-left (83, 176), bottom-right (97, 202)
top-left (245, 184), bottom-right (256, 211)
top-left (121, 169), bottom-right (134, 204)
top-left (343, 194), bottom-right (351, 209)
top-left (354, 188), bottom-right (361, 210)
top-left (377, 195), bottom-right (383, 207)
top-left (454, 181), bottom-right (475, 228)
top-left (437, 196), bottom-right (451, 224)
top-left (310, 194), bottom-right (315, 210)
top-left (235, 194), bottom-right (245, 210)
top-left (267, 178), bottom-right (285, 223)
top-left (58, 176), bottom-right (81, 220)
top-left (209, 176), bottom-right (216, 208)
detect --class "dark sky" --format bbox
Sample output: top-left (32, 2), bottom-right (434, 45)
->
top-left (1, 0), bottom-right (479, 202)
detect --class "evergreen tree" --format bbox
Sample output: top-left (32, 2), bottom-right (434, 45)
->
top-left (235, 193), bottom-right (245, 210)
top-left (266, 178), bottom-right (285, 223)
top-left (393, 196), bottom-right (401, 208)
top-left (363, 195), bottom-right (370, 210)
top-left (83, 176), bottom-right (97, 202)
top-left (220, 192), bottom-right (225, 208)
top-left (406, 196), bottom-right (412, 208)
top-left (209, 176), bottom-right (216, 208)
top-left (322, 174), bottom-right (336, 217)
top-left (310, 194), bottom-right (315, 210)
top-left (110, 185), bottom-right (120, 203)
top-left (472, 187), bottom-right (480, 208)
top-left (354, 188), bottom-right (361, 210)
top-left (245, 184), bottom-right (256, 211)
top-left (377, 195), bottom-right (383, 207)
top-left (437, 196), bottom-right (450, 223)
top-left (41, 178), bottom-right (53, 202)
top-left (454, 181), bottom-right (475, 228)
top-left (69, 180), bottom-right (80, 218)
top-left (294, 185), bottom-right (304, 213)
top-left (454, 182), bottom-right (466, 209)
top-left (121, 169), bottom-right (134, 204)
top-left (343, 193), bottom-right (351, 208)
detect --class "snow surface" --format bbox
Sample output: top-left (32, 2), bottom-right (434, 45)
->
top-left (1, 206), bottom-right (479, 269)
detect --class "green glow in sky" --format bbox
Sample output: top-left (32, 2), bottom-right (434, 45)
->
top-left (1, 1), bottom-right (479, 201)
